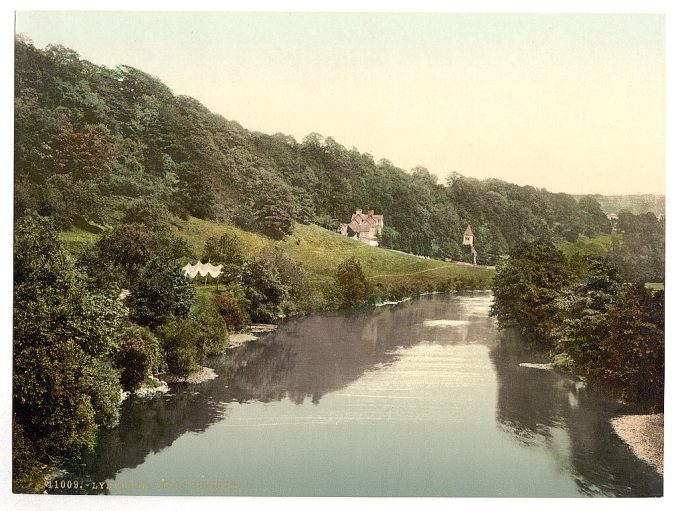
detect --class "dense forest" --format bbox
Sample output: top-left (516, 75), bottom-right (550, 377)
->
top-left (15, 38), bottom-right (621, 266)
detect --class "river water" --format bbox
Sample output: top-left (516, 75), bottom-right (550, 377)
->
top-left (69, 292), bottom-right (662, 497)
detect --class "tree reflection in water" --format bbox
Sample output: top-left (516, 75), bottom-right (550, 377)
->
top-left (65, 294), bottom-right (479, 492)
top-left (489, 330), bottom-right (663, 496)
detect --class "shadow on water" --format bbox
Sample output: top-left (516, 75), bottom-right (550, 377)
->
top-left (489, 330), bottom-right (663, 497)
top-left (64, 293), bottom-right (486, 492)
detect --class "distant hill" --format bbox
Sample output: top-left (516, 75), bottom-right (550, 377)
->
top-left (572, 194), bottom-right (665, 217)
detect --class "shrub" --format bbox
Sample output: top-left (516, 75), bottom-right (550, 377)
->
top-left (115, 326), bottom-right (164, 391)
top-left (84, 358), bottom-right (122, 428)
top-left (213, 290), bottom-right (250, 332)
top-left (191, 294), bottom-right (229, 356)
top-left (128, 260), bottom-right (195, 329)
top-left (335, 256), bottom-right (370, 309)
top-left (157, 319), bottom-right (202, 375)
top-left (239, 258), bottom-right (288, 323)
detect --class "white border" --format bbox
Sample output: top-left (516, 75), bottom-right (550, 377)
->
top-left (2, 2), bottom-right (678, 511)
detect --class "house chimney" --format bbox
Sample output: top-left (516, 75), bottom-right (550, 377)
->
top-left (368, 210), bottom-right (374, 215)
top-left (356, 208), bottom-right (362, 215)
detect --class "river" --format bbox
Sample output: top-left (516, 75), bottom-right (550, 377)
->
top-left (63, 292), bottom-right (662, 497)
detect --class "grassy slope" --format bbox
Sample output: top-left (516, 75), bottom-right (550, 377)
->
top-left (61, 217), bottom-right (495, 303)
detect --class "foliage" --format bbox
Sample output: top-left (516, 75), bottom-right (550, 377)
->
top-left (213, 289), bottom-right (250, 332)
top-left (128, 260), bottom-right (195, 328)
top-left (15, 38), bottom-right (615, 263)
top-left (12, 422), bottom-right (50, 493)
top-left (121, 196), bottom-right (176, 232)
top-left (190, 293), bottom-right (229, 356)
top-left (90, 221), bottom-right (190, 286)
top-left (492, 236), bottom-right (665, 410)
top-left (239, 258), bottom-right (288, 322)
top-left (259, 246), bottom-right (312, 313)
top-left (601, 285), bottom-right (664, 408)
top-left (556, 235), bottom-right (615, 260)
top-left (157, 319), bottom-right (202, 375)
top-left (115, 325), bottom-right (164, 391)
top-left (202, 231), bottom-right (244, 282)
top-left (554, 258), bottom-right (623, 375)
top-left (490, 240), bottom-right (575, 345)
top-left (13, 216), bottom-right (127, 488)
top-left (335, 256), bottom-right (370, 308)
top-left (610, 211), bottom-right (664, 283)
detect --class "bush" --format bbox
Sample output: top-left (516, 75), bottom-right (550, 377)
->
top-left (157, 319), bottom-right (202, 375)
top-left (213, 290), bottom-right (250, 331)
top-left (335, 256), bottom-right (370, 309)
top-left (115, 326), bottom-right (164, 391)
top-left (191, 294), bottom-right (229, 356)
top-left (85, 358), bottom-right (122, 428)
top-left (128, 260), bottom-right (195, 329)
top-left (239, 258), bottom-right (288, 323)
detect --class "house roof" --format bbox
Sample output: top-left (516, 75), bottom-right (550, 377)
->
top-left (464, 224), bottom-right (474, 236)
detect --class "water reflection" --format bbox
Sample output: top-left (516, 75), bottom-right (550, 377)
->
top-left (68, 293), bottom-right (490, 490)
top-left (489, 330), bottom-right (663, 496)
top-left (60, 292), bottom-right (662, 497)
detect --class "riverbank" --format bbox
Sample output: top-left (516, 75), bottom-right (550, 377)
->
top-left (611, 414), bottom-right (664, 475)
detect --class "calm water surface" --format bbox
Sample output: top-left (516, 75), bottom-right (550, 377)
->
top-left (69, 292), bottom-right (662, 496)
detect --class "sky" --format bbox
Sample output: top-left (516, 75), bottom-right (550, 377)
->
top-left (15, 11), bottom-right (666, 195)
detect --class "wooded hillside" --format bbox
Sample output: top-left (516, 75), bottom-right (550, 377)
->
top-left (15, 39), bottom-right (614, 265)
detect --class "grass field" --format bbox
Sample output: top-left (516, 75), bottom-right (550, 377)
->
top-left (60, 217), bottom-right (495, 304)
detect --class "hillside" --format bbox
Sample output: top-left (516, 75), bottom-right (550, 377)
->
top-left (61, 218), bottom-right (495, 306)
top-left (16, 39), bottom-right (613, 266)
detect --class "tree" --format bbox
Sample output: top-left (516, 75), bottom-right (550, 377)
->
top-left (490, 240), bottom-right (575, 345)
top-left (92, 222), bottom-right (190, 286)
top-left (128, 260), bottom-right (195, 329)
top-left (13, 216), bottom-right (127, 490)
top-left (121, 196), bottom-right (175, 232)
top-left (239, 258), bottom-right (288, 323)
top-left (555, 257), bottom-right (623, 374)
top-left (259, 247), bottom-right (311, 313)
top-left (202, 231), bottom-right (245, 282)
top-left (335, 256), bottom-right (370, 308)
top-left (601, 285), bottom-right (664, 409)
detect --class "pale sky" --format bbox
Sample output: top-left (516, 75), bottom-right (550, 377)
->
top-left (15, 11), bottom-right (665, 195)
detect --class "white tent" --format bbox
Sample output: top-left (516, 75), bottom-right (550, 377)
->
top-left (182, 261), bottom-right (223, 279)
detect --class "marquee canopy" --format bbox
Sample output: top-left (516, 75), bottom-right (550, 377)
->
top-left (182, 261), bottom-right (223, 279)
